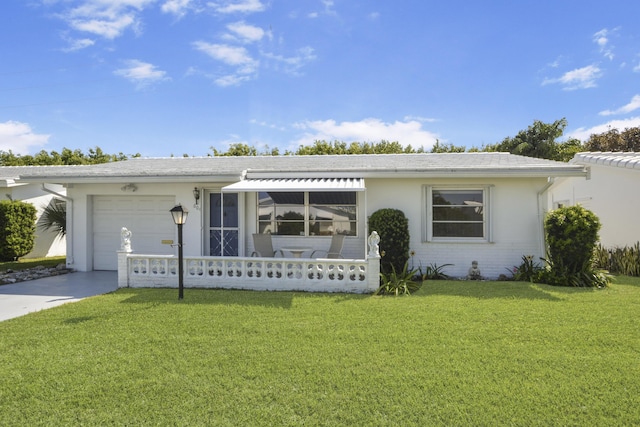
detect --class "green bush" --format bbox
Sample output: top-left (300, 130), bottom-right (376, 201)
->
top-left (375, 261), bottom-right (421, 296)
top-left (594, 243), bottom-right (640, 277)
top-left (368, 208), bottom-right (410, 274)
top-left (0, 200), bottom-right (37, 261)
top-left (543, 205), bottom-right (608, 287)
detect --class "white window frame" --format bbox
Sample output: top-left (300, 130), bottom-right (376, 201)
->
top-left (423, 185), bottom-right (493, 243)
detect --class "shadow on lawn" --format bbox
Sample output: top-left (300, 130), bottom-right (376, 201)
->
top-left (416, 280), bottom-right (568, 301)
top-left (116, 287), bottom-right (295, 309)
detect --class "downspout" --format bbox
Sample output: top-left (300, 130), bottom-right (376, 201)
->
top-left (536, 177), bottom-right (555, 259)
top-left (41, 184), bottom-right (74, 268)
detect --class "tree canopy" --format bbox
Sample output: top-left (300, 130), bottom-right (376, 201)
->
top-left (583, 126), bottom-right (640, 152)
top-left (0, 147), bottom-right (134, 166)
top-left (5, 121), bottom-right (639, 165)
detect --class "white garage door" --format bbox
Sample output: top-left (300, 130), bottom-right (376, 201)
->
top-left (93, 196), bottom-right (176, 270)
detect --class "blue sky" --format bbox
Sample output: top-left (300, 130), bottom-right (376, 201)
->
top-left (2, 0), bottom-right (640, 157)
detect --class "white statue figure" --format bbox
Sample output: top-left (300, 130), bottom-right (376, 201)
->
top-left (368, 231), bottom-right (380, 258)
top-left (121, 227), bottom-right (132, 252)
top-left (467, 260), bottom-right (482, 280)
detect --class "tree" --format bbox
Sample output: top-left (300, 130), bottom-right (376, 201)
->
top-left (430, 140), bottom-right (467, 153)
top-left (39, 198), bottom-right (67, 238)
top-left (584, 126), bottom-right (640, 152)
top-left (0, 147), bottom-right (131, 166)
top-left (483, 118), bottom-right (579, 161)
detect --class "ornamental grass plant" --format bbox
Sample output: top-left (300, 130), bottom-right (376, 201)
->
top-left (1, 278), bottom-right (639, 426)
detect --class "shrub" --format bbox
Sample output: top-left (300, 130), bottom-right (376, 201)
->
top-left (0, 200), bottom-right (37, 261)
top-left (543, 205), bottom-right (609, 287)
top-left (594, 243), bottom-right (640, 277)
top-left (510, 255), bottom-right (543, 282)
top-left (417, 262), bottom-right (452, 280)
top-left (368, 208), bottom-right (410, 274)
top-left (375, 262), bottom-right (421, 296)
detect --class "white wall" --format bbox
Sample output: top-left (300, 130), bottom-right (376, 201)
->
top-left (366, 177), bottom-right (550, 279)
top-left (551, 165), bottom-right (640, 248)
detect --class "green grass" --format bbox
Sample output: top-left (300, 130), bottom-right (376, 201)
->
top-left (1, 278), bottom-right (639, 426)
top-left (0, 256), bottom-right (65, 272)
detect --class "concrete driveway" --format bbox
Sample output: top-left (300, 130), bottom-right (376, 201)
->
top-left (0, 271), bottom-right (118, 322)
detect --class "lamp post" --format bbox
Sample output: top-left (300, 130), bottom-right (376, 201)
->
top-left (170, 204), bottom-right (189, 299)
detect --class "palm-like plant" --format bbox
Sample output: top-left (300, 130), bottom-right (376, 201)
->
top-left (39, 198), bottom-right (66, 238)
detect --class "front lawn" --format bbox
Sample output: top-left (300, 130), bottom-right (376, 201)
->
top-left (1, 278), bottom-right (638, 426)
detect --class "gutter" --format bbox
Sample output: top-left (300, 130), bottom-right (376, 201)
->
top-left (41, 184), bottom-right (74, 269)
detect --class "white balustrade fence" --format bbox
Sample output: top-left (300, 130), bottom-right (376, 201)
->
top-left (117, 231), bottom-right (382, 294)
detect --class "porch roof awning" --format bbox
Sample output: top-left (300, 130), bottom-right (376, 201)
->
top-left (222, 177), bottom-right (365, 192)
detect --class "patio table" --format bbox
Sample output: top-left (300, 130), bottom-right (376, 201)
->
top-left (281, 246), bottom-right (313, 258)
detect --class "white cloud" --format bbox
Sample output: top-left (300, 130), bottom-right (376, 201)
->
top-left (54, 0), bottom-right (159, 39)
top-left (593, 28), bottom-right (616, 61)
top-left (262, 46), bottom-right (316, 75)
top-left (208, 0), bottom-right (266, 14)
top-left (542, 64), bottom-right (602, 90)
top-left (114, 59), bottom-right (170, 88)
top-left (193, 41), bottom-right (259, 85)
top-left (568, 116), bottom-right (640, 141)
top-left (0, 121), bottom-right (50, 154)
top-left (61, 37), bottom-right (95, 52)
top-left (291, 118), bottom-right (438, 149)
top-left (599, 95), bottom-right (640, 116)
top-left (225, 21), bottom-right (265, 43)
top-left (161, 0), bottom-right (193, 17)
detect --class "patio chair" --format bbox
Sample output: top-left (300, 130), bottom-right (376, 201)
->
top-left (311, 234), bottom-right (345, 259)
top-left (251, 233), bottom-right (283, 257)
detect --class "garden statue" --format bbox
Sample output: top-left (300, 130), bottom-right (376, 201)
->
top-left (368, 231), bottom-right (380, 257)
top-left (121, 227), bottom-right (132, 252)
top-left (467, 260), bottom-right (482, 280)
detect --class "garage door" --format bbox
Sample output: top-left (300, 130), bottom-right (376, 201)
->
top-left (93, 196), bottom-right (176, 270)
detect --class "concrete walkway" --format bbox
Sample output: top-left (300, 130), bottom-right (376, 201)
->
top-left (0, 271), bottom-right (118, 322)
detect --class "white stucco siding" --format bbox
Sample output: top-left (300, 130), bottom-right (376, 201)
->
top-left (551, 165), bottom-right (639, 248)
top-left (365, 177), bottom-right (548, 279)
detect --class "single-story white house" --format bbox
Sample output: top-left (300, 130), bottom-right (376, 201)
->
top-left (0, 167), bottom-right (66, 259)
top-left (550, 152), bottom-right (640, 248)
top-left (11, 153), bottom-right (586, 291)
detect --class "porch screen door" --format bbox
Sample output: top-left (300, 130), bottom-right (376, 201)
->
top-left (209, 192), bottom-right (239, 256)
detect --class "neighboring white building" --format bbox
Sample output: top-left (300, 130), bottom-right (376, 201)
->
top-left (1, 167), bottom-right (67, 259)
top-left (550, 152), bottom-right (640, 248)
top-left (14, 153), bottom-right (586, 279)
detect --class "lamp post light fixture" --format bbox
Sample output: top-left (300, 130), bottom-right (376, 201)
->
top-left (193, 187), bottom-right (201, 209)
top-left (170, 204), bottom-right (189, 299)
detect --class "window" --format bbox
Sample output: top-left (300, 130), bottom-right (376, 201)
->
top-left (425, 186), bottom-right (490, 241)
top-left (258, 191), bottom-right (357, 236)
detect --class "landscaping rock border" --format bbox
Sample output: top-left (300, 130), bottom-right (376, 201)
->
top-left (0, 264), bottom-right (72, 284)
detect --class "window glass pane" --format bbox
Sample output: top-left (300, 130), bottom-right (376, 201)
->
top-left (433, 190), bottom-right (483, 206)
top-left (222, 193), bottom-right (238, 228)
top-left (275, 221), bottom-right (305, 236)
top-left (259, 192), bottom-right (303, 205)
top-left (275, 206), bottom-right (305, 218)
top-left (309, 192), bottom-right (356, 204)
top-left (433, 206), bottom-right (483, 221)
top-left (310, 220), bottom-right (356, 236)
top-left (210, 193), bottom-right (222, 227)
top-left (433, 223), bottom-right (484, 238)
